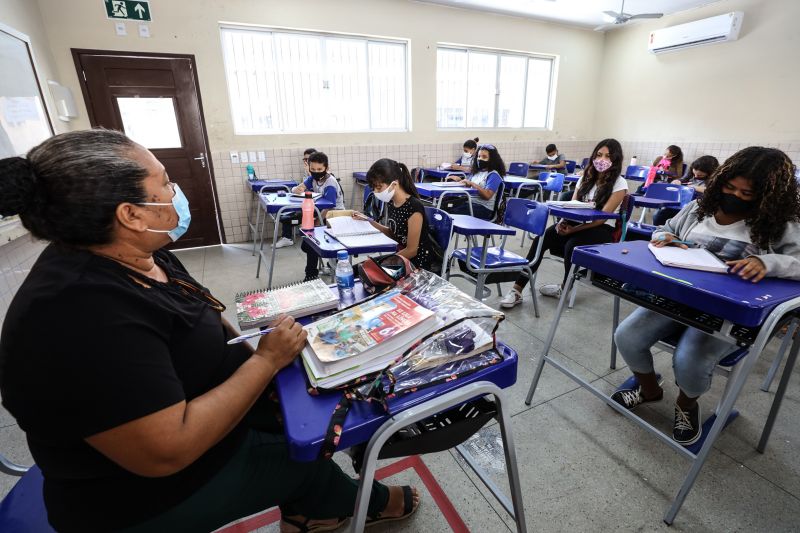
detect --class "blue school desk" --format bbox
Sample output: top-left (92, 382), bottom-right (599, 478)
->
top-left (503, 177), bottom-right (546, 200)
top-left (524, 240), bottom-right (800, 525)
top-left (351, 172), bottom-right (368, 209)
top-left (300, 227), bottom-right (398, 260)
top-left (547, 206), bottom-right (619, 223)
top-left (276, 300), bottom-right (527, 531)
top-left (419, 168), bottom-right (466, 182)
top-left (446, 214), bottom-right (516, 299)
top-left (528, 164), bottom-right (549, 172)
top-left (255, 194), bottom-right (335, 287)
top-left (244, 178), bottom-right (298, 253)
top-left (416, 182), bottom-right (478, 214)
top-left (564, 174), bottom-right (581, 183)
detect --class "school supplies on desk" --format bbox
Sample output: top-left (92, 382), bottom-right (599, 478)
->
top-left (301, 289), bottom-right (440, 388)
top-left (227, 326), bottom-right (276, 345)
top-left (324, 216), bottom-right (398, 248)
top-left (432, 181), bottom-right (468, 187)
top-left (290, 191), bottom-right (322, 201)
top-left (235, 278), bottom-right (339, 330)
top-left (545, 200), bottom-right (595, 209)
top-left (648, 243), bottom-right (728, 273)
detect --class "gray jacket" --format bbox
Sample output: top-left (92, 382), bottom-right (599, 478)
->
top-left (653, 201), bottom-right (800, 280)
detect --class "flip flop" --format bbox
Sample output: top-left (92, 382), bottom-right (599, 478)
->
top-left (365, 486), bottom-right (419, 528)
top-left (281, 515), bottom-right (349, 532)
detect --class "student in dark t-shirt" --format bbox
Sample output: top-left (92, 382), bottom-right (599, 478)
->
top-left (354, 158), bottom-right (433, 270)
top-left (0, 130), bottom-right (420, 532)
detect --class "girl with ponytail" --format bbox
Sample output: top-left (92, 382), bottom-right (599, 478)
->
top-left (356, 158), bottom-right (433, 270)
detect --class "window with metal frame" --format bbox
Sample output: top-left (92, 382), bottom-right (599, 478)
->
top-left (436, 46), bottom-right (555, 129)
top-left (221, 26), bottom-right (409, 134)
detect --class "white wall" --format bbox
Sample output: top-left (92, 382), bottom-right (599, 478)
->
top-left (36, 0), bottom-right (605, 151)
top-left (595, 0), bottom-right (800, 143)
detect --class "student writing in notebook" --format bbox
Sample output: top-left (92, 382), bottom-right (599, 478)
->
top-left (613, 147), bottom-right (800, 446)
top-left (353, 158), bottom-right (434, 270)
top-left (451, 137), bottom-right (479, 172)
top-left (501, 138), bottom-right (627, 307)
top-left (444, 144), bottom-right (506, 220)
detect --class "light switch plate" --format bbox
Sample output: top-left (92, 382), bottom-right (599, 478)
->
top-left (115, 22), bottom-right (127, 36)
top-left (257, 151), bottom-right (266, 162)
top-left (229, 151), bottom-right (240, 164)
top-left (239, 151), bottom-right (249, 163)
top-left (138, 24), bottom-right (150, 38)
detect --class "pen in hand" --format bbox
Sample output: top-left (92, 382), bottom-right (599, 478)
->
top-left (227, 326), bottom-right (276, 345)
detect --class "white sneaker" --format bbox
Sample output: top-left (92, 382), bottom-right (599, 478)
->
top-left (499, 288), bottom-right (523, 308)
top-left (539, 284), bottom-right (562, 298)
top-left (274, 237), bottom-right (293, 249)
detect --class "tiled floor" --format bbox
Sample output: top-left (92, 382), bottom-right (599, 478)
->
top-left (1, 238), bottom-right (799, 532)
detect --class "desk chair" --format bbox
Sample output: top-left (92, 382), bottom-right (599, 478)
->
top-left (520, 172), bottom-right (564, 248)
top-left (507, 162), bottom-right (529, 177)
top-left (424, 207), bottom-right (454, 278)
top-left (624, 165), bottom-right (650, 181)
top-left (579, 157), bottom-right (589, 170)
top-left (565, 160), bottom-right (577, 174)
top-left (627, 185), bottom-right (693, 240)
top-left (0, 463), bottom-right (55, 532)
top-left (449, 199), bottom-right (549, 316)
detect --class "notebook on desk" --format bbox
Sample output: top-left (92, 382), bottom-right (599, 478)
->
top-left (546, 200), bottom-right (595, 209)
top-left (431, 181), bottom-right (468, 187)
top-left (235, 278), bottom-right (339, 330)
top-left (324, 217), bottom-right (397, 248)
top-left (289, 192), bottom-right (322, 200)
top-left (648, 243), bottom-right (729, 273)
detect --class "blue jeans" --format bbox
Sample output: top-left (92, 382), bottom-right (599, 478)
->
top-left (613, 308), bottom-right (733, 398)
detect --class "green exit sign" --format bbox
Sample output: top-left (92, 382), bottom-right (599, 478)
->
top-left (105, 0), bottom-right (152, 22)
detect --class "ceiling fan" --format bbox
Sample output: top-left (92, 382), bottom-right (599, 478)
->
top-left (594, 0), bottom-right (663, 31)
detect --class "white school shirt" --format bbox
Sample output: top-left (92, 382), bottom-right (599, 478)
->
top-left (574, 175), bottom-right (628, 226)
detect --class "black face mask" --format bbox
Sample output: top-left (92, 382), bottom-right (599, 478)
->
top-left (310, 171), bottom-right (326, 181)
top-left (477, 159), bottom-right (489, 170)
top-left (719, 192), bottom-right (756, 215)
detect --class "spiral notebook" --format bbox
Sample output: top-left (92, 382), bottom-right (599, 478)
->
top-left (324, 217), bottom-right (398, 248)
top-left (235, 278), bottom-right (339, 330)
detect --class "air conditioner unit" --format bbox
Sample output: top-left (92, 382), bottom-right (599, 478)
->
top-left (648, 11), bottom-right (744, 54)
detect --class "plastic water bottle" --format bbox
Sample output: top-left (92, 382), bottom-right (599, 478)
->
top-left (246, 164), bottom-right (256, 181)
top-left (301, 191), bottom-right (315, 230)
top-left (335, 251), bottom-right (355, 307)
top-left (630, 156), bottom-right (638, 166)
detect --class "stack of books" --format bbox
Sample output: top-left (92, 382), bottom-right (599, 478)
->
top-left (235, 278), bottom-right (339, 330)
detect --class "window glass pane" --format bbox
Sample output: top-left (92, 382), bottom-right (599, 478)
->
top-left (466, 52), bottom-right (497, 128)
top-left (497, 55), bottom-right (526, 128)
top-left (368, 41), bottom-right (406, 130)
top-left (436, 48), bottom-right (467, 128)
top-left (117, 97), bottom-right (181, 149)
top-left (325, 38), bottom-right (369, 131)
top-left (524, 58), bottom-right (553, 128)
top-left (273, 33), bottom-right (325, 133)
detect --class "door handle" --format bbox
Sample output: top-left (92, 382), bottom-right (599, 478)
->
top-left (193, 153), bottom-right (206, 168)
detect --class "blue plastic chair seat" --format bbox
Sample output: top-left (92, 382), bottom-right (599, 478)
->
top-left (451, 247), bottom-right (529, 269)
top-left (0, 465), bottom-right (55, 532)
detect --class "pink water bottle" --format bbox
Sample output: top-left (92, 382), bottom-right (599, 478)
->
top-left (644, 165), bottom-right (658, 188)
top-left (301, 191), bottom-right (315, 230)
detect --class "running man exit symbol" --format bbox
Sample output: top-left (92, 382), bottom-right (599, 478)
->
top-left (105, 0), bottom-right (152, 22)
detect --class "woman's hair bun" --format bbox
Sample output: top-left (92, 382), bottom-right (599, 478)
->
top-left (474, 137), bottom-right (480, 142)
top-left (0, 157), bottom-right (37, 217)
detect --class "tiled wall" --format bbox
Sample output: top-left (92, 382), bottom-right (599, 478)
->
top-left (211, 139), bottom-right (800, 244)
top-left (0, 234), bottom-right (47, 325)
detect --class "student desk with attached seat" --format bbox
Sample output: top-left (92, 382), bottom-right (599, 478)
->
top-left (245, 178), bottom-right (298, 253)
top-left (524, 240), bottom-right (800, 525)
top-left (300, 227), bottom-right (399, 276)
top-left (446, 214), bottom-right (516, 298)
top-left (416, 182), bottom-right (478, 215)
top-left (351, 172), bottom-right (368, 209)
top-left (275, 285), bottom-right (527, 532)
top-left (419, 168), bottom-right (466, 182)
top-left (503, 177), bottom-right (546, 200)
top-left (255, 194), bottom-right (335, 287)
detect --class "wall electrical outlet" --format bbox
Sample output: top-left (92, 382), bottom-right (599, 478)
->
top-left (257, 151), bottom-right (266, 162)
top-left (138, 24), bottom-right (150, 38)
top-left (229, 151), bottom-right (240, 164)
top-left (239, 151), bottom-right (249, 163)
top-left (115, 22), bottom-right (127, 36)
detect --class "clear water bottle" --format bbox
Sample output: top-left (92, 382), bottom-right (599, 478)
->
top-left (246, 164), bottom-right (256, 181)
top-left (630, 156), bottom-right (638, 166)
top-left (335, 250), bottom-right (355, 307)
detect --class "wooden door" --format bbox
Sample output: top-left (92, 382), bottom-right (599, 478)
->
top-left (72, 50), bottom-right (222, 248)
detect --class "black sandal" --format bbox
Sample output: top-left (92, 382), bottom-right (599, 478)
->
top-left (280, 515), bottom-right (348, 532)
top-left (365, 486), bottom-right (419, 528)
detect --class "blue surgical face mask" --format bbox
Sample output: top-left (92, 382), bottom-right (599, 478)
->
top-left (139, 183), bottom-right (191, 241)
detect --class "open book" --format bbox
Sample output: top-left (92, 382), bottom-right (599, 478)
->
top-left (301, 289), bottom-right (440, 388)
top-left (289, 191), bottom-right (322, 200)
top-left (235, 278), bottom-right (339, 330)
top-left (545, 200), bottom-right (595, 209)
top-left (324, 217), bottom-right (397, 248)
top-left (648, 243), bottom-right (729, 273)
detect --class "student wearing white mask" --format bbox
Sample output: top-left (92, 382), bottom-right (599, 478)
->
top-left (353, 158), bottom-right (434, 270)
top-left (536, 143), bottom-right (567, 171)
top-left (444, 144), bottom-right (506, 220)
top-left (451, 137), bottom-right (479, 172)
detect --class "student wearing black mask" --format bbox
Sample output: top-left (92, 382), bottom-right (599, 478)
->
top-left (444, 144), bottom-right (505, 220)
top-left (612, 147), bottom-right (800, 447)
top-left (276, 151), bottom-right (344, 250)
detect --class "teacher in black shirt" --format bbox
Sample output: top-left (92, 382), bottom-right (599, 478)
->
top-left (0, 129), bottom-right (418, 532)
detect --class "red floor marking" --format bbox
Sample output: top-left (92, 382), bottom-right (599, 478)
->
top-left (216, 455), bottom-right (468, 533)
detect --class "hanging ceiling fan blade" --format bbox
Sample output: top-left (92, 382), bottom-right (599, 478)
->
top-left (602, 10), bottom-right (622, 18)
top-left (628, 13), bottom-right (663, 20)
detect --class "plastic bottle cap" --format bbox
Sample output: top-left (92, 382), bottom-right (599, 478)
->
top-left (337, 250), bottom-right (349, 261)
top-left (305, 191), bottom-right (312, 197)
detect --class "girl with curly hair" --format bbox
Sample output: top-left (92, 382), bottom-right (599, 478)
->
top-left (611, 146), bottom-right (800, 446)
